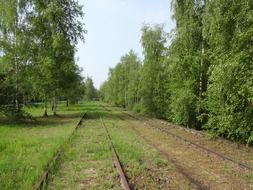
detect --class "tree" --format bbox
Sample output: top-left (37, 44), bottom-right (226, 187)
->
top-left (140, 25), bottom-right (167, 118)
top-left (167, 0), bottom-right (208, 128)
top-left (203, 0), bottom-right (253, 144)
top-left (0, 0), bottom-right (33, 114)
top-left (100, 0), bottom-right (253, 144)
top-left (100, 50), bottom-right (142, 109)
top-left (31, 0), bottom-right (85, 116)
top-left (0, 0), bottom-right (86, 117)
top-left (63, 67), bottom-right (85, 107)
top-left (84, 77), bottom-right (96, 101)
top-left (125, 51), bottom-right (142, 109)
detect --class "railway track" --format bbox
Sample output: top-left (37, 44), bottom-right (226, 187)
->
top-left (100, 105), bottom-right (208, 189)
top-left (100, 116), bottom-right (130, 190)
top-left (123, 111), bottom-right (253, 172)
top-left (158, 119), bottom-right (253, 153)
top-left (128, 122), bottom-right (210, 190)
top-left (33, 113), bottom-right (87, 190)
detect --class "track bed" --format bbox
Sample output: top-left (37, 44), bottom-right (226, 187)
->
top-left (46, 103), bottom-right (253, 189)
top-left (48, 104), bottom-right (197, 189)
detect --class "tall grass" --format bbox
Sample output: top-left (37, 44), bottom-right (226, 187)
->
top-left (0, 103), bottom-right (84, 190)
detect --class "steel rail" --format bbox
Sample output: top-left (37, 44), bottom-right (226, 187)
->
top-left (100, 117), bottom-right (131, 190)
top-left (32, 113), bottom-right (87, 190)
top-left (123, 111), bottom-right (253, 171)
top-left (100, 106), bottom-right (208, 189)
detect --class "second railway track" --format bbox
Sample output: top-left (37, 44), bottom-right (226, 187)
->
top-left (101, 105), bottom-right (209, 189)
top-left (123, 111), bottom-right (253, 172)
top-left (99, 105), bottom-right (253, 189)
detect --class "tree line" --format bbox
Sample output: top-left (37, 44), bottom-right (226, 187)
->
top-left (100, 0), bottom-right (253, 145)
top-left (0, 0), bottom-right (89, 117)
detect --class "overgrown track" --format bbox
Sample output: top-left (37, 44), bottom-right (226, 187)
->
top-left (128, 122), bottom-right (210, 190)
top-left (32, 113), bottom-right (87, 190)
top-left (160, 119), bottom-right (253, 152)
top-left (113, 115), bottom-right (207, 189)
top-left (101, 105), bottom-right (208, 189)
top-left (100, 116), bottom-right (131, 190)
top-left (123, 111), bottom-right (253, 172)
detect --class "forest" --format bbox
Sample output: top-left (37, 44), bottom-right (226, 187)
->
top-left (100, 0), bottom-right (253, 145)
top-left (0, 0), bottom-right (97, 117)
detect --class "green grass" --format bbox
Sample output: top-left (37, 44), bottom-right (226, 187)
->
top-left (0, 102), bottom-right (194, 189)
top-left (24, 102), bottom-right (87, 116)
top-left (48, 106), bottom-right (173, 189)
top-left (245, 173), bottom-right (253, 183)
top-left (48, 118), bottom-right (122, 190)
top-left (104, 112), bottom-right (168, 189)
top-left (0, 103), bottom-right (86, 190)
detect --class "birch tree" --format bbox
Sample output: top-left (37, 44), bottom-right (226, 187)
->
top-left (0, 0), bottom-right (33, 115)
top-left (31, 0), bottom-right (85, 116)
top-left (140, 25), bottom-right (167, 117)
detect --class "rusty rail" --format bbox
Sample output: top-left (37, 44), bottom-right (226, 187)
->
top-left (123, 111), bottom-right (253, 171)
top-left (154, 126), bottom-right (253, 171)
top-left (100, 117), bottom-right (131, 190)
top-left (110, 111), bottom-right (207, 189)
top-left (32, 113), bottom-right (87, 190)
top-left (129, 122), bottom-right (209, 190)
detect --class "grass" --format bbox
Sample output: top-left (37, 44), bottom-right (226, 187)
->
top-left (0, 102), bottom-right (86, 190)
top-left (48, 106), bottom-right (178, 189)
top-left (246, 173), bottom-right (253, 183)
top-left (104, 115), bottom-right (166, 189)
top-left (6, 102), bottom-right (248, 189)
top-left (48, 117), bottom-right (122, 190)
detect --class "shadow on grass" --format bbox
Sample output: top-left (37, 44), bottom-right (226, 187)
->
top-left (0, 103), bottom-right (135, 128)
top-left (0, 112), bottom-right (83, 128)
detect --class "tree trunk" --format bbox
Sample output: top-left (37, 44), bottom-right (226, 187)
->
top-left (66, 99), bottom-right (69, 107)
top-left (23, 94), bottom-right (26, 106)
top-left (15, 94), bottom-right (19, 111)
top-left (124, 88), bottom-right (127, 108)
top-left (14, 0), bottom-right (19, 112)
top-left (198, 0), bottom-right (206, 128)
top-left (199, 42), bottom-right (204, 106)
top-left (43, 95), bottom-right (48, 117)
top-left (53, 97), bottom-right (57, 116)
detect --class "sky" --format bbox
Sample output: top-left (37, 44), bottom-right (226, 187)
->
top-left (76, 0), bottom-right (175, 88)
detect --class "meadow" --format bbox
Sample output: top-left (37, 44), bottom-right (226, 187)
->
top-left (0, 103), bottom-right (84, 190)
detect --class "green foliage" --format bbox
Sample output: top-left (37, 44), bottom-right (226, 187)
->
top-left (204, 0), bottom-right (253, 144)
top-left (31, 0), bottom-right (85, 115)
top-left (166, 0), bottom-right (208, 128)
top-left (100, 0), bottom-right (253, 144)
top-left (101, 50), bottom-right (142, 109)
top-left (140, 25), bottom-right (168, 118)
top-left (0, 0), bottom-right (86, 117)
top-left (0, 0), bottom-right (34, 111)
top-left (84, 77), bottom-right (97, 101)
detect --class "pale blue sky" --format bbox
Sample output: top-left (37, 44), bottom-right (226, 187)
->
top-left (76, 0), bottom-right (175, 88)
